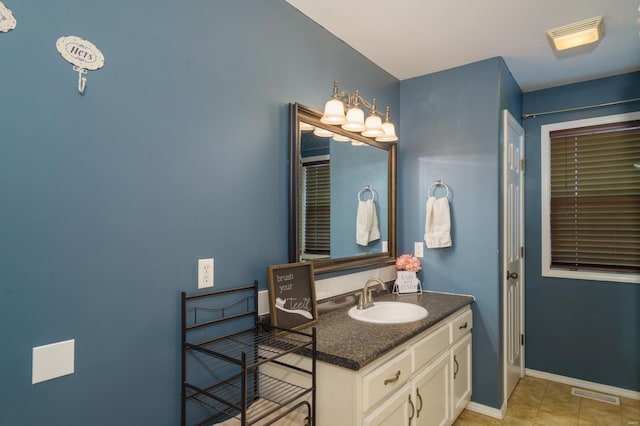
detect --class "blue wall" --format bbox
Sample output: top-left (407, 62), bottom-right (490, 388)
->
top-left (0, 1), bottom-right (398, 424)
top-left (399, 57), bottom-right (522, 409)
top-left (523, 72), bottom-right (640, 392)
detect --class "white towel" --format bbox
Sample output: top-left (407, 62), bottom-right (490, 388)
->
top-left (356, 199), bottom-right (380, 246)
top-left (369, 201), bottom-right (380, 243)
top-left (424, 196), bottom-right (452, 248)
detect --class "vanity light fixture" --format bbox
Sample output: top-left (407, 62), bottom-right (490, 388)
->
top-left (313, 127), bottom-right (334, 138)
top-left (321, 81), bottom-right (398, 142)
top-left (332, 134), bottom-right (351, 142)
top-left (299, 121), bottom-right (314, 131)
top-left (377, 107), bottom-right (399, 142)
top-left (546, 16), bottom-right (603, 51)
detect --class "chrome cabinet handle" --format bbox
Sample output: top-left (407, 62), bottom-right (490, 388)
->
top-left (454, 355), bottom-right (459, 379)
top-left (416, 388), bottom-right (423, 417)
top-left (384, 370), bottom-right (401, 385)
top-left (408, 394), bottom-right (415, 425)
top-left (506, 270), bottom-right (519, 280)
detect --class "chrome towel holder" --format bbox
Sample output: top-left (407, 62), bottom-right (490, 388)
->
top-left (428, 180), bottom-right (450, 199)
top-left (358, 185), bottom-right (377, 201)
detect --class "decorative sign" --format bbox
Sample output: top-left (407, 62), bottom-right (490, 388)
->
top-left (393, 271), bottom-right (422, 294)
top-left (56, 36), bottom-right (105, 94)
top-left (0, 2), bottom-right (16, 33)
top-left (56, 36), bottom-right (104, 70)
top-left (267, 262), bottom-right (318, 333)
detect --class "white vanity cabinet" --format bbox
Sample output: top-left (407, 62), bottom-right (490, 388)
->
top-left (364, 349), bottom-right (451, 426)
top-left (260, 305), bottom-right (473, 426)
top-left (451, 333), bottom-right (472, 420)
top-left (320, 306), bottom-right (472, 426)
top-left (412, 350), bottom-right (451, 426)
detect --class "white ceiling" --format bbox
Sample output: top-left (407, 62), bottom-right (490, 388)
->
top-left (286, 0), bottom-right (640, 92)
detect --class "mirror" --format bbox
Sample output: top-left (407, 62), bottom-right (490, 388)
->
top-left (289, 103), bottom-right (396, 274)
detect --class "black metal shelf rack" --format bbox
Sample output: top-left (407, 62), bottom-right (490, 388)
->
top-left (181, 282), bottom-right (316, 426)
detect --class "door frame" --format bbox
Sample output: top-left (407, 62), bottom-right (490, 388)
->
top-left (502, 109), bottom-right (525, 405)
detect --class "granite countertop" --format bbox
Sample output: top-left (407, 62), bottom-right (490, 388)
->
top-left (298, 291), bottom-right (475, 371)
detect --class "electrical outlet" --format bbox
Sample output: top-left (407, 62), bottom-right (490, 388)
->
top-left (414, 242), bottom-right (424, 258)
top-left (198, 258), bottom-right (214, 289)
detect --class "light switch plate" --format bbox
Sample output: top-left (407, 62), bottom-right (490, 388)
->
top-left (414, 242), bottom-right (424, 258)
top-left (32, 339), bottom-right (75, 384)
top-left (258, 290), bottom-right (270, 316)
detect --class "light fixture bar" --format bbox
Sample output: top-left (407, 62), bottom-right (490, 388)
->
top-left (320, 81), bottom-right (398, 142)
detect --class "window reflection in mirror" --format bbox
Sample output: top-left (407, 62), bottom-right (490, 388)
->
top-left (290, 103), bottom-right (396, 274)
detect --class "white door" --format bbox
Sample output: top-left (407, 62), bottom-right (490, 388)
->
top-left (502, 109), bottom-right (525, 401)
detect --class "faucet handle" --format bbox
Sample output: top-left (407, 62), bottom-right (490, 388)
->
top-left (356, 292), bottom-right (365, 310)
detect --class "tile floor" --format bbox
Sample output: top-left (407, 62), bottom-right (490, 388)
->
top-left (453, 376), bottom-right (640, 426)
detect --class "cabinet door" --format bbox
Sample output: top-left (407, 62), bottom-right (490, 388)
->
top-left (412, 351), bottom-right (450, 426)
top-left (363, 383), bottom-right (413, 426)
top-left (451, 333), bottom-right (472, 419)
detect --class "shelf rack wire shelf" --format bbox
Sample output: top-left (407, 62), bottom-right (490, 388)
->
top-left (181, 281), bottom-right (316, 426)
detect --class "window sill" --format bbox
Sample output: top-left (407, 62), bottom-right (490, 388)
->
top-left (542, 266), bottom-right (640, 284)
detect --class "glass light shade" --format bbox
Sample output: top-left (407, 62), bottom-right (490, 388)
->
top-left (361, 114), bottom-right (384, 137)
top-left (351, 140), bottom-right (366, 146)
top-left (342, 106), bottom-right (366, 132)
top-left (376, 122), bottom-right (398, 142)
top-left (321, 98), bottom-right (347, 125)
top-left (313, 127), bottom-right (334, 138)
top-left (332, 134), bottom-right (351, 142)
top-left (549, 29), bottom-right (600, 50)
top-left (299, 121), bottom-right (314, 131)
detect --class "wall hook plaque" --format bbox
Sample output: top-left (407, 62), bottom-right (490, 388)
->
top-left (56, 36), bottom-right (104, 95)
top-left (0, 2), bottom-right (17, 33)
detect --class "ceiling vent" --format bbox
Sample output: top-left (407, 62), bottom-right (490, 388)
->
top-left (547, 16), bottom-right (603, 51)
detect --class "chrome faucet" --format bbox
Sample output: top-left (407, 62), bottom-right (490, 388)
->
top-left (357, 278), bottom-right (386, 310)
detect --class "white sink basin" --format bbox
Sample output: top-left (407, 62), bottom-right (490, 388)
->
top-left (348, 302), bottom-right (428, 324)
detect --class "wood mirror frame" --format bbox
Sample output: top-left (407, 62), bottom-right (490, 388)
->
top-left (288, 103), bottom-right (397, 274)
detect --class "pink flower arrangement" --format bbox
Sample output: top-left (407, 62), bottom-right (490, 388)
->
top-left (395, 254), bottom-right (422, 272)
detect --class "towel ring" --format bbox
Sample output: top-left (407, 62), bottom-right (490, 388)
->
top-left (358, 186), bottom-right (377, 202)
top-left (428, 180), bottom-right (450, 199)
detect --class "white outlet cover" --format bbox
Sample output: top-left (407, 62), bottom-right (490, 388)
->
top-left (198, 258), bottom-right (214, 289)
top-left (32, 339), bottom-right (75, 384)
top-left (414, 242), bottom-right (424, 258)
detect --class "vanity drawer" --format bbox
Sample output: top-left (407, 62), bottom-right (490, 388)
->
top-left (451, 308), bottom-right (473, 343)
top-left (362, 349), bottom-right (412, 412)
top-left (413, 322), bottom-right (449, 372)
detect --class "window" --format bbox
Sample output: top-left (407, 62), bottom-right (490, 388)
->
top-left (541, 112), bottom-right (640, 284)
top-left (301, 159), bottom-right (330, 256)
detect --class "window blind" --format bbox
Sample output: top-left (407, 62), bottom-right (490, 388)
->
top-left (302, 161), bottom-right (330, 255)
top-left (549, 120), bottom-right (640, 274)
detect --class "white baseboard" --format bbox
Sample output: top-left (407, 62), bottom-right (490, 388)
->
top-left (525, 369), bottom-right (640, 401)
top-left (465, 400), bottom-right (506, 419)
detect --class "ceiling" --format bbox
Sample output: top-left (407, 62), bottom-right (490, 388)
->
top-left (285, 0), bottom-right (640, 92)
